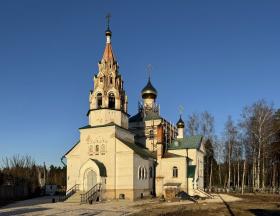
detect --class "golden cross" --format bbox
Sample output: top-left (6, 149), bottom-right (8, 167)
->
top-left (147, 64), bottom-right (152, 79)
top-left (179, 105), bottom-right (184, 115)
top-left (106, 13), bottom-right (111, 29)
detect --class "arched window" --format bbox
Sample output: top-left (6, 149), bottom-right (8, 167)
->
top-left (100, 77), bottom-right (103, 83)
top-left (110, 76), bottom-right (113, 84)
top-left (141, 167), bottom-right (145, 180)
top-left (138, 167), bottom-right (142, 180)
top-left (95, 145), bottom-right (99, 155)
top-left (89, 145), bottom-right (93, 155)
top-left (97, 93), bottom-right (102, 108)
top-left (101, 144), bottom-right (105, 155)
top-left (173, 166), bottom-right (178, 178)
top-left (138, 166), bottom-right (147, 180)
top-left (149, 167), bottom-right (153, 178)
top-left (149, 130), bottom-right (154, 140)
top-left (108, 93), bottom-right (115, 109)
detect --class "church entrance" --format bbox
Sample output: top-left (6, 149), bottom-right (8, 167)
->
top-left (84, 170), bottom-right (97, 191)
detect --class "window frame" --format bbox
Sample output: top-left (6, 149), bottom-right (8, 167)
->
top-left (172, 166), bottom-right (178, 178)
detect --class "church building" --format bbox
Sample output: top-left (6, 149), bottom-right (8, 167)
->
top-left (64, 22), bottom-right (207, 202)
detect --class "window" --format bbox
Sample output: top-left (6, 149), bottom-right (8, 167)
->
top-left (101, 144), bottom-right (105, 155)
top-left (97, 93), bottom-right (102, 108)
top-left (149, 167), bottom-right (153, 178)
top-left (173, 166), bottom-right (178, 178)
top-left (141, 167), bottom-right (145, 180)
top-left (89, 145), bottom-right (93, 155)
top-left (149, 130), bottom-right (154, 140)
top-left (108, 93), bottom-right (115, 109)
top-left (95, 145), bottom-right (99, 155)
top-left (144, 168), bottom-right (147, 179)
top-left (138, 167), bottom-right (142, 180)
top-left (138, 166), bottom-right (147, 180)
top-left (110, 76), bottom-right (113, 84)
top-left (100, 77), bottom-right (103, 83)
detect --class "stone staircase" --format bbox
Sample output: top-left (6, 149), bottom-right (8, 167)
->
top-left (64, 191), bottom-right (82, 203)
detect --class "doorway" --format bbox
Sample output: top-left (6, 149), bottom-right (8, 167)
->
top-left (84, 170), bottom-right (97, 191)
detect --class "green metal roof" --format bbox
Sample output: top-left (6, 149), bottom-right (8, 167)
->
top-left (168, 135), bottom-right (203, 150)
top-left (129, 112), bottom-right (143, 122)
top-left (187, 165), bottom-right (196, 178)
top-left (143, 111), bottom-right (161, 121)
top-left (130, 111), bottom-right (161, 122)
top-left (91, 159), bottom-right (107, 177)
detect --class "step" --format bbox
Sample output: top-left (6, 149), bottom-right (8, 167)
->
top-left (64, 192), bottom-right (82, 203)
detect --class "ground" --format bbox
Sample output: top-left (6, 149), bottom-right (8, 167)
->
top-left (0, 194), bottom-right (279, 216)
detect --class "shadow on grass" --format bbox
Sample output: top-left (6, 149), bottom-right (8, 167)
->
top-left (0, 207), bottom-right (50, 216)
top-left (249, 209), bottom-right (280, 216)
top-left (218, 194), bottom-right (235, 216)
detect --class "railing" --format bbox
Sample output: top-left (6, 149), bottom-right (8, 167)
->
top-left (80, 183), bottom-right (102, 204)
top-left (196, 187), bottom-right (214, 198)
top-left (59, 184), bottom-right (79, 201)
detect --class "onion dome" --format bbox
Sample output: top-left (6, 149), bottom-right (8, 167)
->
top-left (176, 115), bottom-right (185, 128)
top-left (141, 78), bottom-right (157, 99)
top-left (105, 27), bottom-right (112, 37)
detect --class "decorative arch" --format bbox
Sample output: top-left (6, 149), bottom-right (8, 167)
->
top-left (108, 92), bottom-right (115, 109)
top-left (97, 93), bottom-right (102, 108)
top-left (79, 159), bottom-right (107, 192)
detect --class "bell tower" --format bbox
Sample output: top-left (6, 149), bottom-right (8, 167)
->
top-left (88, 16), bottom-right (129, 128)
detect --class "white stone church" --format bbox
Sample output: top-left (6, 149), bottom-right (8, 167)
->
top-left (64, 23), bottom-right (208, 202)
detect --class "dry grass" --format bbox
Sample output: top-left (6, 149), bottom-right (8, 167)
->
top-left (131, 194), bottom-right (280, 216)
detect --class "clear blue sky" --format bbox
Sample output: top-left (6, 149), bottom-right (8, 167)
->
top-left (0, 0), bottom-right (279, 166)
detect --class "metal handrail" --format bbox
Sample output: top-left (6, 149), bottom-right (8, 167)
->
top-left (80, 183), bottom-right (102, 204)
top-left (60, 184), bottom-right (79, 201)
top-left (66, 184), bottom-right (80, 195)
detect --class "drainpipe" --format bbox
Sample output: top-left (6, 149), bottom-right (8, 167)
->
top-left (186, 148), bottom-right (189, 195)
top-left (115, 134), bottom-right (117, 199)
top-left (61, 156), bottom-right (66, 167)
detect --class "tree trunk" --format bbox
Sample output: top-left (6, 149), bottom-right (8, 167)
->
top-left (233, 163), bottom-right (236, 188)
top-left (256, 140), bottom-right (261, 189)
top-left (241, 160), bottom-right (246, 194)
top-left (237, 159), bottom-right (240, 190)
top-left (262, 150), bottom-right (265, 189)
top-left (228, 160), bottom-right (231, 189)
top-left (224, 174), bottom-right (228, 189)
top-left (219, 163), bottom-right (222, 186)
top-left (228, 144), bottom-right (231, 189)
top-left (272, 162), bottom-right (276, 192)
top-left (209, 160), bottom-right (213, 190)
top-left (253, 153), bottom-right (257, 190)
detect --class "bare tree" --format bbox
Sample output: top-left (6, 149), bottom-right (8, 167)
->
top-left (241, 100), bottom-right (277, 190)
top-left (213, 137), bottom-right (224, 186)
top-left (186, 113), bottom-right (200, 136)
top-left (241, 159), bottom-right (246, 194)
top-left (224, 116), bottom-right (238, 190)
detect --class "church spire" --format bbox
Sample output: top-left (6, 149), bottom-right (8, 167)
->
top-left (102, 14), bottom-right (116, 62)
